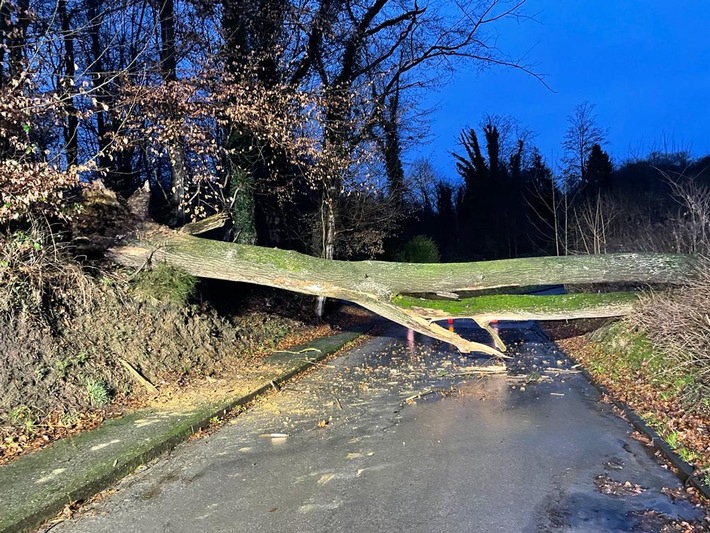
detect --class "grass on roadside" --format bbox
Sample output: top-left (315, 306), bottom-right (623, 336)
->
top-left (560, 318), bottom-right (710, 485)
top-left (559, 258), bottom-right (710, 486)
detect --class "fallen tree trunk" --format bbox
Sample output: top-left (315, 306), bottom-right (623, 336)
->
top-left (396, 292), bottom-right (640, 351)
top-left (108, 224), bottom-right (697, 357)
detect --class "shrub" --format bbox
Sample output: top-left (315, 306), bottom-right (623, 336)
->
top-left (398, 235), bottom-right (440, 263)
top-left (0, 82), bottom-right (78, 224)
top-left (627, 260), bottom-right (710, 412)
top-left (131, 263), bottom-right (197, 306)
top-left (0, 218), bottom-right (93, 322)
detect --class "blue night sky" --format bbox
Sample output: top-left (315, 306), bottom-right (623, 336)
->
top-left (410, 1), bottom-right (710, 181)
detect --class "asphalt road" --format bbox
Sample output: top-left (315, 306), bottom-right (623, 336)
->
top-left (50, 321), bottom-right (706, 532)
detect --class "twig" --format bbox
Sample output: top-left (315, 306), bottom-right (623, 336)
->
top-left (506, 375), bottom-right (551, 383)
top-left (543, 368), bottom-right (581, 374)
top-left (403, 389), bottom-right (440, 403)
top-left (272, 347), bottom-right (322, 355)
top-left (117, 357), bottom-right (158, 395)
top-left (454, 365), bottom-right (507, 376)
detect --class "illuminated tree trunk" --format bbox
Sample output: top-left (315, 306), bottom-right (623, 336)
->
top-left (108, 221), bottom-right (697, 357)
top-left (315, 187), bottom-right (338, 316)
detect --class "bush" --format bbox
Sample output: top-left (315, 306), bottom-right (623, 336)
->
top-left (0, 82), bottom-right (79, 224)
top-left (398, 235), bottom-right (440, 263)
top-left (627, 260), bottom-right (710, 412)
top-left (0, 219), bottom-right (93, 322)
top-left (131, 263), bottom-right (197, 306)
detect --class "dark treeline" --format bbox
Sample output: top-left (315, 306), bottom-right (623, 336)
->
top-left (403, 136), bottom-right (710, 261)
top-left (399, 108), bottom-right (710, 261)
top-left (2, 1), bottom-right (709, 266)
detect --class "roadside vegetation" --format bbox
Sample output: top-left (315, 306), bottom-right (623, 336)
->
top-left (552, 261), bottom-right (710, 489)
top-left (546, 177), bottom-right (710, 489)
top-left (521, 160), bottom-right (710, 491)
top-left (0, 218), bottom-right (343, 463)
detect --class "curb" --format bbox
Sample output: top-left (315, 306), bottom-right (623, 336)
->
top-left (0, 323), bottom-right (372, 533)
top-left (539, 323), bottom-right (710, 498)
top-left (580, 367), bottom-right (710, 500)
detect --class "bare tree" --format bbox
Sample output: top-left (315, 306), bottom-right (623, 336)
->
top-left (406, 159), bottom-right (441, 214)
top-left (569, 191), bottom-right (617, 254)
top-left (665, 172), bottom-right (710, 255)
top-left (285, 0), bottom-right (543, 313)
top-left (524, 148), bottom-right (561, 255)
top-left (561, 101), bottom-right (607, 190)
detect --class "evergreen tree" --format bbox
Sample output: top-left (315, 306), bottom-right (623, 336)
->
top-left (452, 119), bottom-right (527, 259)
top-left (523, 148), bottom-right (558, 254)
top-left (434, 181), bottom-right (458, 261)
top-left (584, 143), bottom-right (614, 193)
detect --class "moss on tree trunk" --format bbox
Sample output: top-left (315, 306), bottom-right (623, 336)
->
top-left (109, 226), bottom-right (697, 356)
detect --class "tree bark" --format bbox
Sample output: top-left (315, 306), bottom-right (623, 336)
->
top-left (108, 224), bottom-right (697, 357)
top-left (58, 0), bottom-right (78, 168)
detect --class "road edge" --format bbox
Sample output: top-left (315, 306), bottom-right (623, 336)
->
top-left (0, 323), bottom-right (372, 533)
top-left (580, 367), bottom-right (710, 500)
top-left (542, 324), bottom-right (710, 501)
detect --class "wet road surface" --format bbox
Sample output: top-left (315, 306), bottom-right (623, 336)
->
top-left (50, 321), bottom-right (707, 532)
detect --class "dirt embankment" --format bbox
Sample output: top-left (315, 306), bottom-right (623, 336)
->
top-left (0, 231), bottom-right (365, 463)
